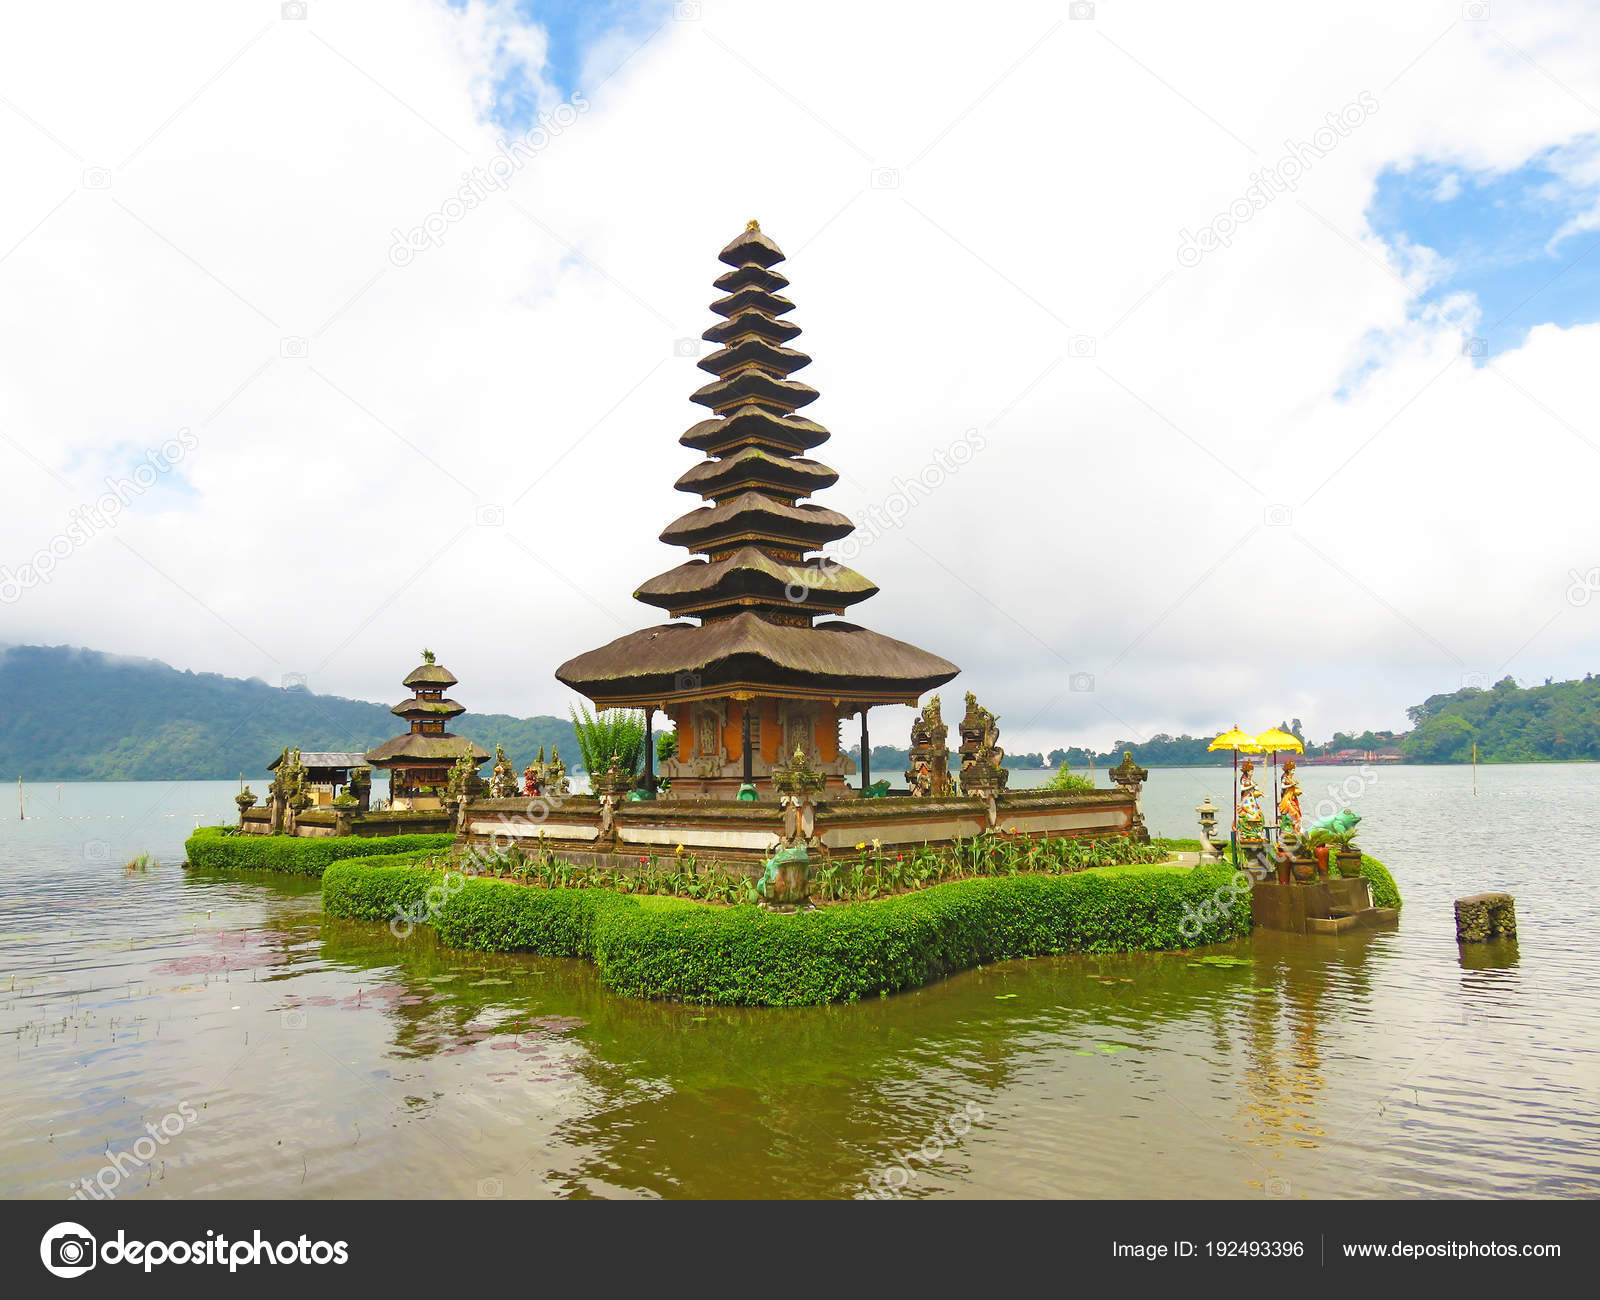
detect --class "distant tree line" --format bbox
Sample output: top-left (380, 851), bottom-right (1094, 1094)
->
top-left (0, 645), bottom-right (578, 782)
top-left (5, 644), bottom-right (1596, 781)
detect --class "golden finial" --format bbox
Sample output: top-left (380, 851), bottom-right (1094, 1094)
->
top-left (746, 219), bottom-right (760, 231)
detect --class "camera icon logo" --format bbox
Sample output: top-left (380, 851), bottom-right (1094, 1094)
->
top-left (870, 167), bottom-right (901, 190)
top-left (1461, 671), bottom-right (1490, 691)
top-left (281, 671), bottom-right (308, 691)
top-left (477, 1176), bottom-right (504, 1197)
top-left (1462, 1), bottom-right (1489, 20)
top-left (1069, 0), bottom-right (1096, 17)
top-left (1462, 336), bottom-right (1487, 357)
top-left (1068, 334), bottom-right (1097, 358)
top-left (280, 336), bottom-right (309, 359)
top-left (282, 1), bottom-right (309, 18)
top-left (41, 1222), bottom-right (97, 1278)
top-left (1263, 503), bottom-right (1293, 527)
top-left (85, 840), bottom-right (111, 863)
top-left (1264, 1175), bottom-right (1291, 1198)
top-left (674, 671), bottom-right (702, 692)
top-left (281, 1008), bottom-right (308, 1030)
top-left (1069, 671), bottom-right (1096, 693)
top-left (81, 167), bottom-right (111, 190)
top-left (673, 1), bottom-right (702, 19)
top-left (673, 337), bottom-right (701, 358)
top-left (475, 504), bottom-right (504, 527)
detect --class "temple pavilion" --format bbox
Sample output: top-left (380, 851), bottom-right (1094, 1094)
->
top-left (556, 223), bottom-right (959, 797)
top-left (364, 653), bottom-right (488, 808)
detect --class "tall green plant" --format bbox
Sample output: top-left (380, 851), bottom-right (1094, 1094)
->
top-left (1048, 763), bottom-right (1095, 793)
top-left (569, 704), bottom-right (647, 776)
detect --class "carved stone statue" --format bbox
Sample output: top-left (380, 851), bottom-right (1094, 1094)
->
top-left (523, 746), bottom-right (547, 797)
top-left (1236, 758), bottom-right (1266, 844)
top-left (489, 744), bottom-right (518, 799)
top-left (905, 694), bottom-right (953, 797)
top-left (446, 749), bottom-right (482, 802)
top-left (1277, 759), bottom-right (1303, 838)
top-left (957, 692), bottom-right (1008, 795)
top-left (348, 765), bottom-right (372, 813)
top-left (546, 745), bottom-right (570, 796)
top-left (1109, 750), bottom-right (1150, 844)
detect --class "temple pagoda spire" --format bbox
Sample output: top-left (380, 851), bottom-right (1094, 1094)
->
top-left (640, 222), bottom-right (878, 625)
top-left (365, 652), bottom-right (488, 806)
top-left (556, 225), bottom-right (958, 797)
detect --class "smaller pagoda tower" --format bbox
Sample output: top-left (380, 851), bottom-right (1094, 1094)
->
top-left (365, 651), bottom-right (488, 807)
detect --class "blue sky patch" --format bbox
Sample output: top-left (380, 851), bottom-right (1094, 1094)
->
top-left (465, 0), bottom-right (669, 128)
top-left (1367, 144), bottom-right (1600, 358)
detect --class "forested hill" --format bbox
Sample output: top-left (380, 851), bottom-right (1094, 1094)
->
top-left (1400, 674), bottom-right (1600, 761)
top-left (0, 645), bottom-right (579, 781)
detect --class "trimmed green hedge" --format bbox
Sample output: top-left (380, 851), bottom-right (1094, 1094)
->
top-left (184, 827), bottom-right (456, 878)
top-left (1351, 853), bottom-right (1401, 910)
top-left (323, 856), bottom-right (1253, 1005)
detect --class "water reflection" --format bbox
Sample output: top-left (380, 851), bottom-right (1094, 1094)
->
top-left (2, 773), bottom-right (1598, 1199)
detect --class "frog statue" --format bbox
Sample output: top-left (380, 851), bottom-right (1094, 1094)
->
top-left (757, 843), bottom-right (812, 911)
top-left (1305, 807), bottom-right (1361, 840)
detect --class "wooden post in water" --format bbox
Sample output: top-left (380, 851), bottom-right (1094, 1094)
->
top-left (1472, 742), bottom-right (1478, 796)
top-left (17, 776), bottom-right (23, 821)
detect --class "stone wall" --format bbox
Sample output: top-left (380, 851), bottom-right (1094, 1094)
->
top-left (458, 787), bottom-right (1139, 867)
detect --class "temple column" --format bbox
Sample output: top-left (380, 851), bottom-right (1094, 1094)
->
top-left (861, 708), bottom-right (870, 791)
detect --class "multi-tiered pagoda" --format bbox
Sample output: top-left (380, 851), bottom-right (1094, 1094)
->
top-left (365, 652), bottom-right (488, 806)
top-left (556, 223), bottom-right (958, 797)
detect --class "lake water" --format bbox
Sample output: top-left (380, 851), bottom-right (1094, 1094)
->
top-left (1, 765), bottom-right (1596, 1199)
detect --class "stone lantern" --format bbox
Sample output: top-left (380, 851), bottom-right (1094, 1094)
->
top-left (1195, 796), bottom-right (1220, 862)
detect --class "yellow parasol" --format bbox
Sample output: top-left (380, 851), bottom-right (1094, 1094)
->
top-left (1208, 726), bottom-right (1263, 754)
top-left (1255, 727), bottom-right (1304, 842)
top-left (1255, 727), bottom-right (1303, 754)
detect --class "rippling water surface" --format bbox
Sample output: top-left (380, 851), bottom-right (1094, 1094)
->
top-left (1, 766), bottom-right (1595, 1199)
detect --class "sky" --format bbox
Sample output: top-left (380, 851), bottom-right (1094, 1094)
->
top-left (2, 0), bottom-right (1599, 754)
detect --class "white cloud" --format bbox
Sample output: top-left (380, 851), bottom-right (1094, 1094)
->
top-left (2, 0), bottom-right (1598, 753)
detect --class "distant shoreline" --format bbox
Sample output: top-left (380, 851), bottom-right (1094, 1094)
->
top-left (11, 757), bottom-right (1596, 785)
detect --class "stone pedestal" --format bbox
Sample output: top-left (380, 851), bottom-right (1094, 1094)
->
top-left (1251, 877), bottom-right (1398, 935)
top-left (1455, 893), bottom-right (1516, 943)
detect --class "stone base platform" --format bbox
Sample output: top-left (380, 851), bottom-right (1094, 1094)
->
top-left (459, 787), bottom-right (1141, 867)
top-left (1251, 877), bottom-right (1399, 935)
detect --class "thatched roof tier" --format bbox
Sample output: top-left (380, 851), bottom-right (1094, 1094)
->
top-left (674, 448), bottom-right (838, 499)
top-left (635, 546), bottom-right (876, 617)
top-left (690, 368), bottom-right (819, 414)
top-left (679, 405), bottom-right (829, 454)
top-left (702, 309), bottom-right (802, 346)
top-left (390, 696), bottom-right (466, 720)
top-left (709, 286), bottom-right (795, 320)
top-left (696, 336), bottom-right (811, 379)
top-left (402, 662), bottom-right (458, 689)
top-left (555, 614), bottom-right (958, 708)
top-left (718, 223), bottom-right (785, 268)
top-left (712, 263), bottom-right (789, 294)
top-left (365, 733), bottom-right (489, 765)
top-left (659, 491), bottom-right (852, 552)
